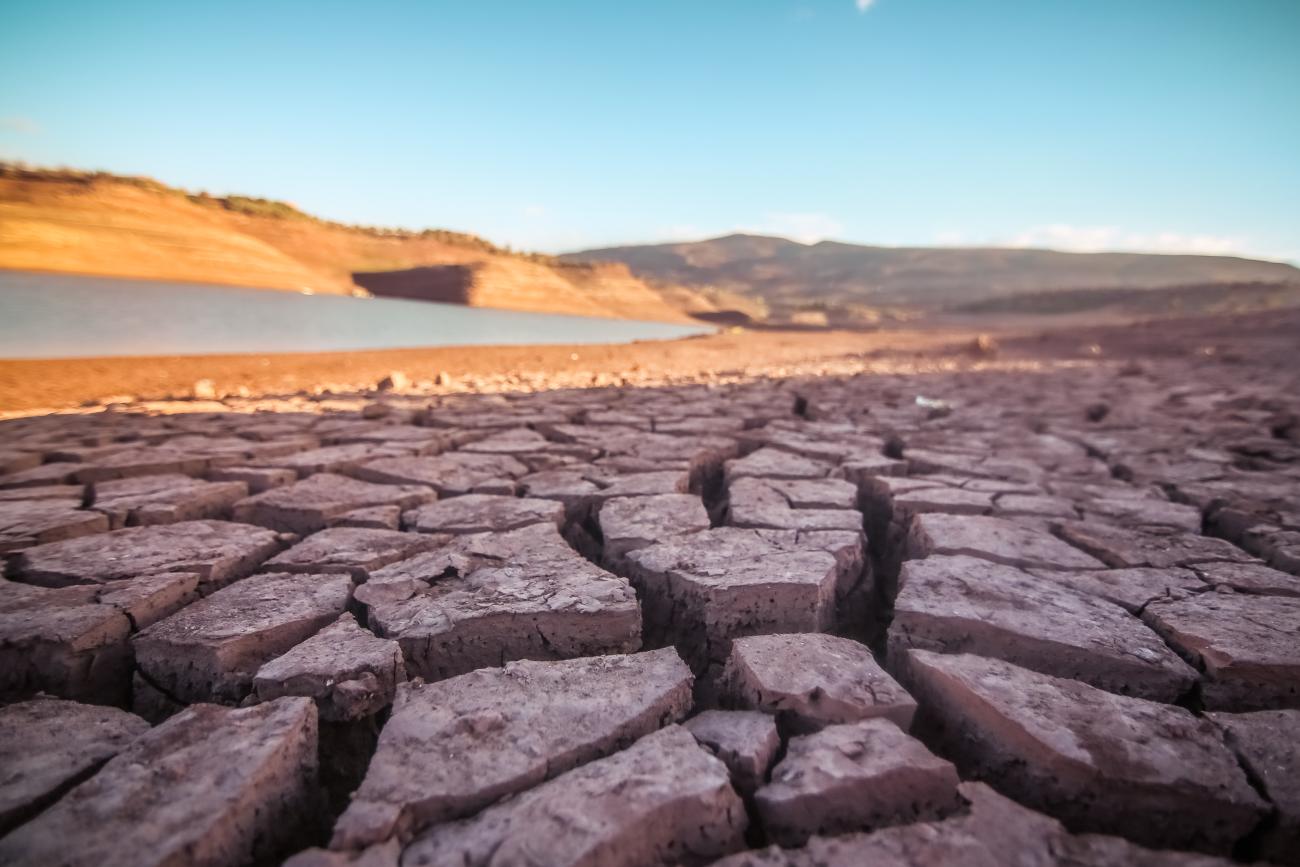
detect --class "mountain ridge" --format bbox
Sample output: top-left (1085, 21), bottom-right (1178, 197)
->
top-left (562, 232), bottom-right (1300, 323)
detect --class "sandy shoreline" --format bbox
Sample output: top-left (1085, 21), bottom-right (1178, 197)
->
top-left (5, 308), bottom-right (1297, 417)
top-left (0, 327), bottom-right (996, 415)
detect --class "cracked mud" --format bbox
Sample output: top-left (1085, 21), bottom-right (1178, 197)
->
top-left (2, 324), bottom-right (1299, 866)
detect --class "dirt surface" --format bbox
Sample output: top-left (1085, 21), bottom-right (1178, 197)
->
top-left (1, 307), bottom-right (1299, 865)
top-left (0, 326), bottom-right (981, 415)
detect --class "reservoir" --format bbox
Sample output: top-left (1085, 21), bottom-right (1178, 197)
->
top-left (0, 270), bottom-right (713, 359)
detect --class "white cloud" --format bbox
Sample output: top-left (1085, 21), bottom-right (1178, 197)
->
top-left (520, 204), bottom-right (546, 218)
top-left (742, 211), bottom-right (844, 244)
top-left (856, 0), bottom-right (877, 10)
top-left (1001, 224), bottom-right (1245, 256)
top-left (0, 117), bottom-right (40, 134)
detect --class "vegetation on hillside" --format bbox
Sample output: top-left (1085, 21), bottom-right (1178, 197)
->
top-left (0, 161), bottom-right (548, 261)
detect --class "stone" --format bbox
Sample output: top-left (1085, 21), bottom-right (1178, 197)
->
top-left (359, 523), bottom-right (641, 680)
top-left (400, 725), bottom-right (746, 867)
top-left (1053, 521), bottom-right (1257, 569)
top-left (402, 493), bottom-right (562, 534)
top-left (351, 452), bottom-right (528, 496)
top-left (907, 513), bottom-right (1105, 570)
top-left (0, 499), bottom-right (107, 553)
top-left (901, 649), bottom-right (1266, 853)
top-left (88, 473), bottom-right (247, 528)
top-left (263, 527), bottom-right (442, 581)
top-left (0, 698), bottom-right (319, 867)
top-left (133, 571), bottom-right (352, 706)
top-left (1142, 592), bottom-right (1300, 710)
top-left (0, 697), bottom-right (150, 834)
top-left (598, 493), bottom-right (710, 567)
top-left (754, 718), bottom-right (961, 846)
top-left (1030, 566), bottom-right (1208, 613)
top-left (684, 709), bottom-right (781, 796)
top-left (13, 519), bottom-right (281, 590)
top-left (254, 613), bottom-right (405, 721)
top-left (711, 781), bottom-right (1236, 866)
top-left (232, 473), bottom-right (432, 534)
top-left (0, 574), bottom-right (199, 704)
top-left (1208, 709), bottom-right (1300, 864)
top-left (722, 634), bottom-right (916, 733)
top-left (890, 555), bottom-right (1197, 701)
top-left (330, 648), bottom-right (693, 848)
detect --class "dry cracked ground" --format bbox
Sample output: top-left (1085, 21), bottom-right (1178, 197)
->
top-left (2, 331), bottom-right (1299, 866)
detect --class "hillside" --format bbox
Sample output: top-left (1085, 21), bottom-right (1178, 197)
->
top-left (0, 166), bottom-right (709, 323)
top-left (563, 234), bottom-right (1300, 322)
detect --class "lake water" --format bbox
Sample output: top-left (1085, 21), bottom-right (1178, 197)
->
top-left (0, 270), bottom-right (712, 359)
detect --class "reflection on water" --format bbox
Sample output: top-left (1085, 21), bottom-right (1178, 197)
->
top-left (0, 271), bottom-right (712, 359)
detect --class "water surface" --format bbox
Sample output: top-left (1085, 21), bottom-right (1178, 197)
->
top-left (0, 270), bottom-right (712, 359)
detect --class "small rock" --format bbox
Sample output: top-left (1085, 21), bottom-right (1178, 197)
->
top-left (376, 371), bottom-right (411, 392)
top-left (192, 378), bottom-right (217, 400)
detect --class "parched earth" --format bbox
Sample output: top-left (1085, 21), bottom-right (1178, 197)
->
top-left (1, 325), bottom-right (1299, 865)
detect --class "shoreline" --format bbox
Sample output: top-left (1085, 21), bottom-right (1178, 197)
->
top-left (0, 327), bottom-right (982, 415)
top-left (5, 307), bottom-right (1297, 417)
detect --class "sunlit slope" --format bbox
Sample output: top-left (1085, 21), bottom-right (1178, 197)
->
top-left (0, 168), bottom-right (708, 323)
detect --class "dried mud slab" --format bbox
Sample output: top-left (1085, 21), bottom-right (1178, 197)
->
top-left (0, 499), bottom-right (107, 553)
top-left (754, 718), bottom-right (961, 846)
top-left (263, 527), bottom-right (443, 581)
top-left (1053, 520), bottom-right (1258, 569)
top-left (12, 519), bottom-right (281, 590)
top-left (684, 709), bottom-right (781, 797)
top-left (331, 648), bottom-right (692, 848)
top-left (900, 649), bottom-right (1266, 853)
top-left (0, 698), bottom-right (319, 867)
top-left (721, 633), bottom-right (916, 733)
top-left (133, 571), bottom-right (352, 707)
top-left (712, 781), bottom-right (1235, 866)
top-left (358, 522), bottom-right (641, 680)
top-left (906, 513), bottom-right (1105, 570)
top-left (598, 493), bottom-right (710, 568)
top-left (1208, 709), bottom-right (1300, 864)
top-left (350, 452), bottom-right (528, 496)
top-left (1142, 592), bottom-right (1300, 710)
top-left (254, 613), bottom-right (405, 721)
top-left (0, 574), bottom-right (199, 704)
top-left (401, 726), bottom-right (747, 867)
top-left (88, 473), bottom-right (247, 528)
top-left (0, 697), bottom-right (149, 834)
top-left (624, 528), bottom-right (858, 670)
top-left (402, 493), bottom-right (562, 535)
top-left (890, 554), bottom-right (1197, 701)
top-left (232, 473), bottom-right (433, 534)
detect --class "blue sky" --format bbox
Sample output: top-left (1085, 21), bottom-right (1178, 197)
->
top-left (2, 0), bottom-right (1297, 261)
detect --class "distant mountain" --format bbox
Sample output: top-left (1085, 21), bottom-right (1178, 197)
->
top-left (0, 165), bottom-right (713, 324)
top-left (562, 234), bottom-right (1300, 323)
